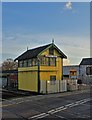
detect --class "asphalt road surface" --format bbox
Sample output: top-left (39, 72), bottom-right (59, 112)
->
top-left (1, 89), bottom-right (92, 120)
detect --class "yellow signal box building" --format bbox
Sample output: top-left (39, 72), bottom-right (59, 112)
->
top-left (15, 42), bottom-right (67, 93)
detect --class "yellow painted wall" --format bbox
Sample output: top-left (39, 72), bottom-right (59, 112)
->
top-left (18, 67), bottom-right (38, 92)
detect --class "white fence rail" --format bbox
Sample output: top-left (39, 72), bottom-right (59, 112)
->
top-left (40, 80), bottom-right (67, 94)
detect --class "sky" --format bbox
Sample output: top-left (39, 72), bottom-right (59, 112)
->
top-left (2, 2), bottom-right (90, 65)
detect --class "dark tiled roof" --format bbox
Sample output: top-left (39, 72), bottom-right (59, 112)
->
top-left (15, 43), bottom-right (67, 61)
top-left (15, 44), bottom-right (51, 61)
top-left (80, 58), bottom-right (92, 65)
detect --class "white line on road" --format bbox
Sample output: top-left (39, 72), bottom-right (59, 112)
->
top-left (30, 113), bottom-right (46, 119)
top-left (29, 98), bottom-right (91, 120)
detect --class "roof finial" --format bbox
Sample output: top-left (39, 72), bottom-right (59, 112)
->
top-left (27, 46), bottom-right (28, 51)
top-left (52, 38), bottom-right (54, 44)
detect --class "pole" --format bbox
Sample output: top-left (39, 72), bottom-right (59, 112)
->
top-left (38, 58), bottom-right (40, 93)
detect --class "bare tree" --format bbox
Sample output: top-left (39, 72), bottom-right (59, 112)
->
top-left (1, 58), bottom-right (18, 70)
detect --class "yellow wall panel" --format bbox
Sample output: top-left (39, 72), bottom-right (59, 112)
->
top-left (18, 71), bottom-right (38, 92)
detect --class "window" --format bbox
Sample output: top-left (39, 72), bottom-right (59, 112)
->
top-left (31, 58), bottom-right (37, 66)
top-left (70, 71), bottom-right (77, 76)
top-left (50, 76), bottom-right (56, 85)
top-left (28, 59), bottom-right (32, 67)
top-left (45, 58), bottom-right (49, 66)
top-left (24, 60), bottom-right (28, 67)
top-left (86, 67), bottom-right (92, 75)
top-left (40, 57), bottom-right (46, 65)
top-left (40, 57), bottom-right (56, 66)
top-left (40, 57), bottom-right (49, 66)
top-left (19, 58), bottom-right (38, 67)
top-left (49, 58), bottom-right (56, 66)
top-left (49, 47), bottom-right (54, 55)
top-left (19, 61), bottom-right (24, 67)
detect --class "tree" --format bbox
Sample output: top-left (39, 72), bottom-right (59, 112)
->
top-left (1, 58), bottom-right (18, 70)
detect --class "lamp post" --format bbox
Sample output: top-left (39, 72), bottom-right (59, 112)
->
top-left (37, 58), bottom-right (40, 93)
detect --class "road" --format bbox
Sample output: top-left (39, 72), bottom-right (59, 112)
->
top-left (1, 89), bottom-right (92, 120)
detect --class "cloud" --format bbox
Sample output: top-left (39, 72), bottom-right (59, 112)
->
top-left (2, 32), bottom-right (90, 65)
top-left (65, 1), bottom-right (72, 10)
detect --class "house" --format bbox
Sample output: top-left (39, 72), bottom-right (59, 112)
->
top-left (79, 58), bottom-right (92, 84)
top-left (0, 70), bottom-right (18, 89)
top-left (63, 65), bottom-right (79, 80)
top-left (15, 42), bottom-right (67, 93)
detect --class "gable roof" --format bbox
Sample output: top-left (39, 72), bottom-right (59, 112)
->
top-left (15, 43), bottom-right (67, 61)
top-left (80, 58), bottom-right (92, 65)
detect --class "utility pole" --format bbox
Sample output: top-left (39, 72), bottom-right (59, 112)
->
top-left (37, 58), bottom-right (40, 93)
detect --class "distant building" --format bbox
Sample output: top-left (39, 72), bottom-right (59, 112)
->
top-left (63, 65), bottom-right (79, 80)
top-left (63, 58), bottom-right (92, 85)
top-left (15, 42), bottom-right (67, 93)
top-left (0, 70), bottom-right (18, 89)
top-left (79, 58), bottom-right (92, 84)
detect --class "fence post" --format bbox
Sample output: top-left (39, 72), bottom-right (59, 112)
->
top-left (46, 80), bottom-right (47, 94)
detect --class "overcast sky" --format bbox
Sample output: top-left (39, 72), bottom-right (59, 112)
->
top-left (2, 2), bottom-right (90, 65)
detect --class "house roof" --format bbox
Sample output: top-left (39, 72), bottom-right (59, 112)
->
top-left (15, 43), bottom-right (67, 61)
top-left (0, 70), bottom-right (18, 74)
top-left (80, 58), bottom-right (92, 65)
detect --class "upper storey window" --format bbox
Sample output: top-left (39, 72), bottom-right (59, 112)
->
top-left (86, 66), bottom-right (92, 75)
top-left (49, 47), bottom-right (54, 55)
top-left (19, 58), bottom-right (37, 67)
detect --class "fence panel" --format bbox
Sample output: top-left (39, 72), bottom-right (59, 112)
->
top-left (40, 80), bottom-right (46, 94)
top-left (60, 80), bottom-right (67, 92)
top-left (40, 80), bottom-right (67, 94)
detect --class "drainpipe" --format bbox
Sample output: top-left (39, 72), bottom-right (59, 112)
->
top-left (37, 58), bottom-right (40, 93)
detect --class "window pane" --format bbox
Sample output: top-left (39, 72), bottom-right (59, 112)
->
top-left (28, 59), bottom-right (31, 67)
top-left (40, 57), bottom-right (47, 66)
top-left (49, 58), bottom-right (56, 66)
top-left (24, 60), bottom-right (27, 67)
top-left (45, 58), bottom-right (49, 66)
top-left (31, 58), bottom-right (37, 66)
top-left (50, 76), bottom-right (56, 85)
top-left (19, 61), bottom-right (23, 67)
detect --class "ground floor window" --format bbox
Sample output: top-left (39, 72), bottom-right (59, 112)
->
top-left (50, 76), bottom-right (56, 85)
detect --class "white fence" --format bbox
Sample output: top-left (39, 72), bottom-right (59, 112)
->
top-left (40, 80), bottom-right (67, 94)
top-left (67, 79), bottom-right (78, 91)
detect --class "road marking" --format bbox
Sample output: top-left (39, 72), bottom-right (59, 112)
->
top-left (29, 98), bottom-right (91, 120)
top-left (50, 107), bottom-right (67, 114)
top-left (34, 114), bottom-right (49, 119)
top-left (48, 109), bottom-right (55, 113)
top-left (30, 113), bottom-right (46, 119)
top-left (55, 106), bottom-right (64, 111)
top-left (65, 103), bottom-right (74, 107)
top-left (29, 113), bottom-right (49, 120)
